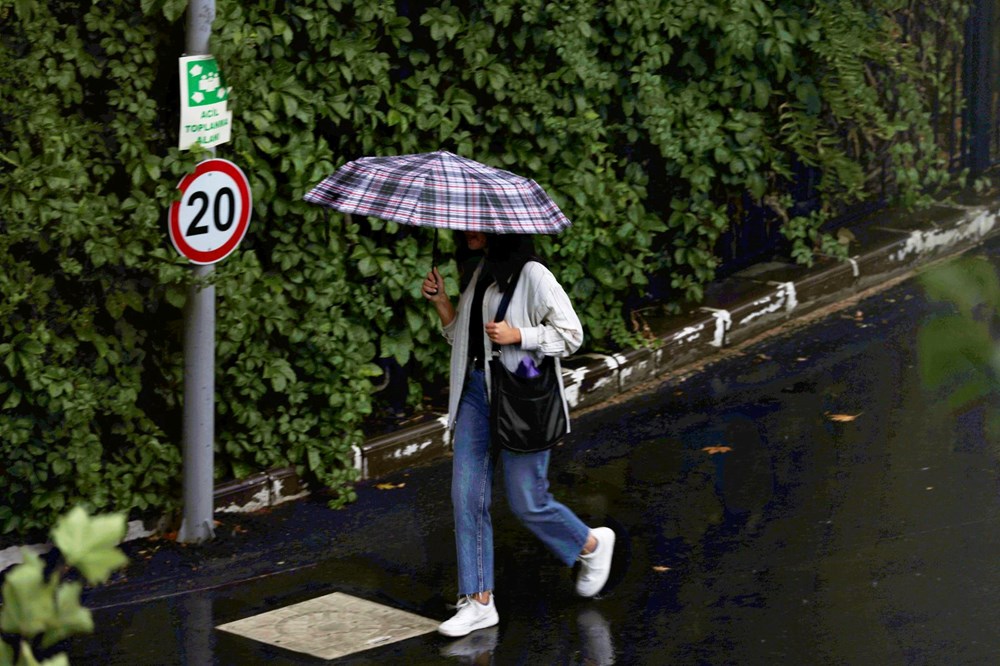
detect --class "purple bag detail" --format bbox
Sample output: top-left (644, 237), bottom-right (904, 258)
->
top-left (516, 358), bottom-right (541, 378)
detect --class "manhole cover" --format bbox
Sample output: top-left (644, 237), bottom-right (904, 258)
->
top-left (216, 592), bottom-right (439, 660)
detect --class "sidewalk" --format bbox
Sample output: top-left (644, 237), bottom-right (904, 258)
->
top-left (214, 193), bottom-right (1000, 510)
top-left (1, 193), bottom-right (997, 575)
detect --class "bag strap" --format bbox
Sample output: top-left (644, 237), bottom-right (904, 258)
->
top-left (492, 263), bottom-right (526, 323)
top-left (490, 261), bottom-right (528, 354)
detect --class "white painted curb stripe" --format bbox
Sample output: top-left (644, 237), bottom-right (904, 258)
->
top-left (699, 307), bottom-right (732, 348)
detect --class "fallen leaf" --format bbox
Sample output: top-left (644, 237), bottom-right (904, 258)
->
top-left (826, 412), bottom-right (862, 422)
top-left (702, 446), bottom-right (733, 455)
top-left (375, 482), bottom-right (406, 490)
top-left (652, 566), bottom-right (672, 572)
top-left (837, 228), bottom-right (857, 245)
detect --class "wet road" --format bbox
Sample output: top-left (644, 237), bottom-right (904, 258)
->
top-left (71, 237), bottom-right (999, 665)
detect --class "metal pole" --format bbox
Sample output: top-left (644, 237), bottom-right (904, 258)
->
top-left (178, 0), bottom-right (217, 544)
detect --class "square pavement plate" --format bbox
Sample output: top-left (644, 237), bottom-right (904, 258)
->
top-left (215, 592), bottom-right (440, 660)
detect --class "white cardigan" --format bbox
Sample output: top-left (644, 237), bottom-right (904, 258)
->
top-left (441, 260), bottom-right (583, 432)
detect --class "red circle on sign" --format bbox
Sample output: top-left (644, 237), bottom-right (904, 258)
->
top-left (169, 159), bottom-right (252, 264)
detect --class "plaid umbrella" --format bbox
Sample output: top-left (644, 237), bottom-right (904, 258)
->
top-left (303, 150), bottom-right (572, 235)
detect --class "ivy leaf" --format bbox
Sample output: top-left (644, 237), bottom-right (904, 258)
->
top-left (161, 0), bottom-right (187, 22)
top-left (40, 582), bottom-right (93, 648)
top-left (357, 255), bottom-right (379, 278)
top-left (264, 358), bottom-right (297, 392)
top-left (165, 284), bottom-right (187, 309)
top-left (3, 389), bottom-right (22, 410)
top-left (753, 79), bottom-right (771, 109)
top-left (380, 331), bottom-right (412, 366)
top-left (592, 265), bottom-right (619, 288)
top-left (921, 258), bottom-right (1000, 317)
top-left (50, 507), bottom-right (128, 585)
top-left (405, 307), bottom-right (425, 335)
top-left (919, 316), bottom-right (992, 385)
top-left (0, 551), bottom-right (55, 638)
top-left (13, 0), bottom-right (35, 21)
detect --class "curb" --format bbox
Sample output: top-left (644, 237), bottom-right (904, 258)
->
top-left (213, 466), bottom-right (310, 513)
top-left (0, 468), bottom-right (312, 573)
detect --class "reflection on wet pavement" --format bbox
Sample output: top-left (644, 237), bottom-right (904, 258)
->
top-left (439, 626), bottom-right (497, 664)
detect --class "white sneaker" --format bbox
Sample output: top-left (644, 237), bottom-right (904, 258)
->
top-left (576, 527), bottom-right (616, 597)
top-left (438, 595), bottom-right (499, 638)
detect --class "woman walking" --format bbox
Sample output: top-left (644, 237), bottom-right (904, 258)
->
top-left (422, 232), bottom-right (616, 639)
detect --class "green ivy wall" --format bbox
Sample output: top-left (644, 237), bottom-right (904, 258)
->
top-left (0, 0), bottom-right (968, 536)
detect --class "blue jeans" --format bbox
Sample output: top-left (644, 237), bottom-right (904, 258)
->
top-left (451, 368), bottom-right (590, 595)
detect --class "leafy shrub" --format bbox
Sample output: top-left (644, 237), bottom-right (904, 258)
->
top-left (0, 0), bottom-right (968, 535)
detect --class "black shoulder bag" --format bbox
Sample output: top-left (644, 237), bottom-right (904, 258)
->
top-left (488, 263), bottom-right (568, 453)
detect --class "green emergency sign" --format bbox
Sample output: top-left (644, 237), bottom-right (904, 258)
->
top-left (184, 57), bottom-right (228, 107)
top-left (179, 55), bottom-right (232, 150)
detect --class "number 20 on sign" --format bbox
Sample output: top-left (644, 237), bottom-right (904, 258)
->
top-left (169, 158), bottom-right (252, 265)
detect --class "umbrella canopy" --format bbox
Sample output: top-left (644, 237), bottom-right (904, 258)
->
top-left (303, 150), bottom-right (572, 235)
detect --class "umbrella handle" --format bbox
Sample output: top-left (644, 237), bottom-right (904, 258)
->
top-left (427, 229), bottom-right (440, 295)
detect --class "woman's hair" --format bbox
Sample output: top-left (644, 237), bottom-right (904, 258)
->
top-left (454, 230), bottom-right (485, 292)
top-left (484, 233), bottom-right (543, 292)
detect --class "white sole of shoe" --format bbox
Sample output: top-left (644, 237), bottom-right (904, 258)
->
top-left (437, 614), bottom-right (499, 638)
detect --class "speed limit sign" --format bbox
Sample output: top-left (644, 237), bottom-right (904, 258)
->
top-left (169, 158), bottom-right (252, 264)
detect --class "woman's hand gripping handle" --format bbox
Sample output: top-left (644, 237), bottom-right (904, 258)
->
top-left (422, 267), bottom-right (455, 326)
